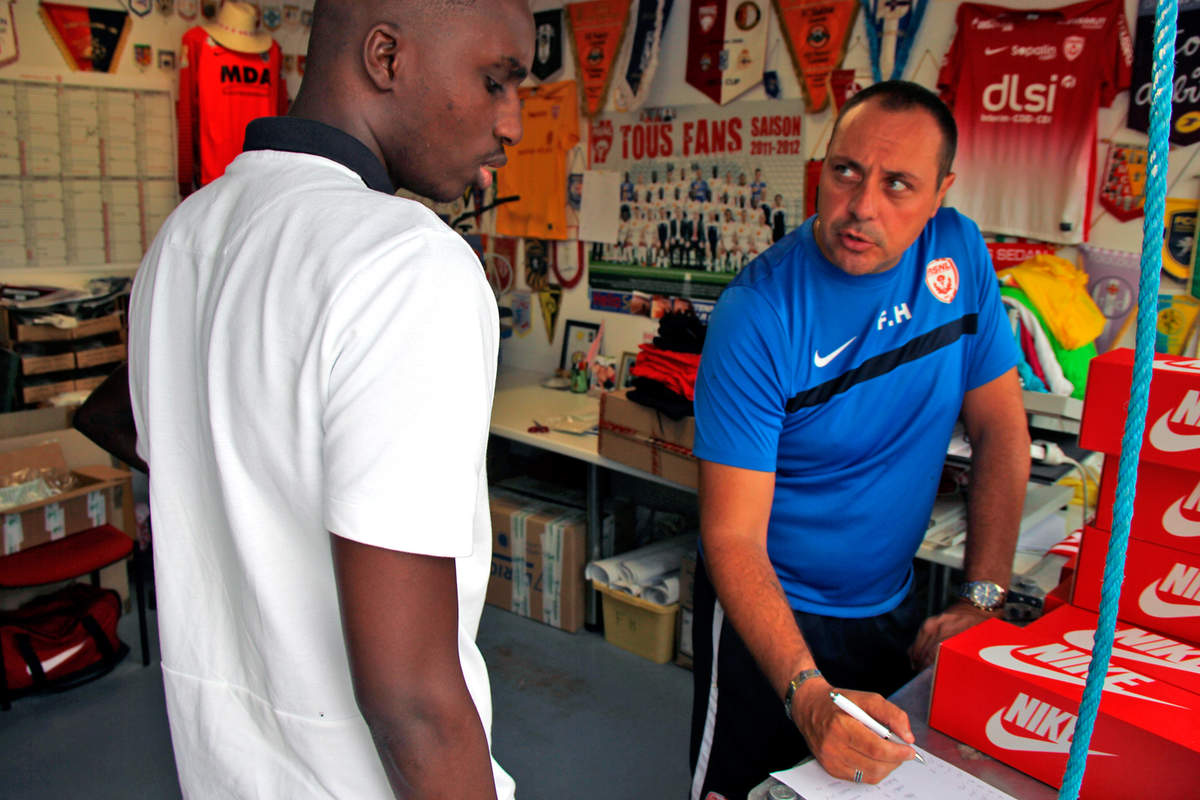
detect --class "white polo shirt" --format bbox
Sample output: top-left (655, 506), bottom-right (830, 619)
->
top-left (129, 117), bottom-right (512, 799)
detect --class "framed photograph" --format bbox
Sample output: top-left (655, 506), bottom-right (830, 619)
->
top-left (590, 354), bottom-right (618, 393)
top-left (560, 319), bottom-right (600, 372)
top-left (618, 351), bottom-right (638, 389)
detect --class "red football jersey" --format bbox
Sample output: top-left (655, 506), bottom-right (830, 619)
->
top-left (177, 27), bottom-right (290, 193)
top-left (938, 0), bottom-right (1132, 244)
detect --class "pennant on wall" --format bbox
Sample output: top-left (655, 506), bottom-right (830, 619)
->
top-left (39, 2), bottom-right (132, 73)
top-left (859, 0), bottom-right (927, 83)
top-left (539, 286), bottom-right (563, 342)
top-left (126, 0), bottom-right (151, 17)
top-left (262, 4), bottom-right (282, 31)
top-left (1163, 198), bottom-right (1198, 283)
top-left (1098, 143), bottom-right (1148, 223)
top-left (686, 0), bottom-right (768, 105)
top-left (176, 0), bottom-right (197, 20)
top-left (1129, 0), bottom-right (1200, 146)
top-left (804, 158), bottom-right (822, 219)
top-left (566, 0), bottom-right (632, 117)
top-left (532, 8), bottom-right (564, 81)
top-left (157, 0), bottom-right (173, 15)
top-left (772, 0), bottom-right (858, 112)
top-left (0, 3), bottom-right (18, 69)
top-left (828, 68), bottom-right (862, 112)
top-left (611, 0), bottom-right (673, 111)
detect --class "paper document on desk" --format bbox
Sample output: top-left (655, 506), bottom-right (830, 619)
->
top-left (770, 746), bottom-right (1016, 799)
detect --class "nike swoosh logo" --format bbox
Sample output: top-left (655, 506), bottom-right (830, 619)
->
top-left (985, 46), bottom-right (1008, 55)
top-left (1149, 410), bottom-right (1200, 452)
top-left (1062, 629), bottom-right (1200, 675)
top-left (1163, 497), bottom-right (1200, 538)
top-left (26, 641), bottom-right (85, 676)
top-left (985, 709), bottom-right (1114, 755)
top-left (978, 645), bottom-right (1184, 707)
top-left (813, 337), bottom-right (856, 368)
top-left (1139, 580), bottom-right (1200, 619)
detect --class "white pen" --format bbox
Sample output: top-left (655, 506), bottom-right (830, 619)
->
top-left (829, 691), bottom-right (927, 765)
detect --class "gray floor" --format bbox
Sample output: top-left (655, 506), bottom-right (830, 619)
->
top-left (1, 601), bottom-right (694, 800)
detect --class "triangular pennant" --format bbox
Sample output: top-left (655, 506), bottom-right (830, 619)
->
top-left (611, 0), bottom-right (672, 111)
top-left (828, 68), bottom-right (862, 112)
top-left (566, 0), bottom-right (632, 117)
top-left (0, 3), bottom-right (18, 69)
top-left (532, 8), bottom-right (564, 81)
top-left (39, 2), bottom-right (132, 73)
top-left (772, 0), bottom-right (858, 113)
top-left (539, 287), bottom-right (563, 343)
top-left (686, 0), bottom-right (768, 105)
top-left (262, 4), bottom-right (282, 30)
top-left (126, 0), bottom-right (152, 17)
top-left (176, 0), bottom-right (197, 20)
top-left (860, 0), bottom-right (928, 82)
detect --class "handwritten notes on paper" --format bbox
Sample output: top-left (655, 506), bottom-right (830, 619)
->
top-left (770, 747), bottom-right (1018, 800)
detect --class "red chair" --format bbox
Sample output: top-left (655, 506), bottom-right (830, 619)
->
top-left (0, 524), bottom-right (149, 688)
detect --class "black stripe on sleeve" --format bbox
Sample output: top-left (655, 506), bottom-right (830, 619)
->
top-left (785, 314), bottom-right (978, 413)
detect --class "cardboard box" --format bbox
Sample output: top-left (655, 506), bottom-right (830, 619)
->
top-left (930, 618), bottom-right (1200, 798)
top-left (680, 549), bottom-right (697, 610)
top-left (21, 378), bottom-right (75, 405)
top-left (675, 604), bottom-right (694, 669)
top-left (7, 312), bottom-right (123, 344)
top-left (15, 350), bottom-right (76, 377)
top-left (1079, 351), bottom-right (1200, 471)
top-left (74, 342), bottom-right (126, 370)
top-left (1094, 457), bottom-right (1200, 554)
top-left (1074, 526), bottom-right (1200, 645)
top-left (598, 390), bottom-right (698, 489)
top-left (0, 414), bottom-right (135, 610)
top-left (594, 580), bottom-right (678, 663)
top-left (487, 490), bottom-right (587, 632)
top-left (0, 442), bottom-right (127, 555)
top-left (1027, 604), bottom-right (1200, 697)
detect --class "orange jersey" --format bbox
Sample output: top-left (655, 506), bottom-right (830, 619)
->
top-left (177, 27), bottom-right (289, 192)
top-left (496, 80), bottom-right (580, 240)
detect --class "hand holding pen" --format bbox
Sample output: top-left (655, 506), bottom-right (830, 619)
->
top-left (830, 691), bottom-right (927, 767)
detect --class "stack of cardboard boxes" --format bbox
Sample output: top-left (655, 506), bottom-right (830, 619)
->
top-left (929, 351), bottom-right (1200, 798)
top-left (0, 311), bottom-right (127, 410)
top-left (598, 389), bottom-right (698, 490)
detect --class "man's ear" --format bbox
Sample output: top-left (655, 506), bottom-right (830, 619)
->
top-left (933, 172), bottom-right (956, 213)
top-left (362, 22), bottom-right (406, 91)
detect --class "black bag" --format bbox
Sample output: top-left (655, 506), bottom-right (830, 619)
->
top-left (0, 583), bottom-right (128, 709)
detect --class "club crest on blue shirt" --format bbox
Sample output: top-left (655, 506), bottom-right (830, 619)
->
top-left (925, 258), bottom-right (960, 304)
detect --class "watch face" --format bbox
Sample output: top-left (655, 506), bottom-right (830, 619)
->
top-left (963, 581), bottom-right (1005, 610)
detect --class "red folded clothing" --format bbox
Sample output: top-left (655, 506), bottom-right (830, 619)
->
top-left (631, 343), bottom-right (701, 400)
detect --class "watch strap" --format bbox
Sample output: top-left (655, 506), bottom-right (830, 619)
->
top-left (783, 668), bottom-right (822, 720)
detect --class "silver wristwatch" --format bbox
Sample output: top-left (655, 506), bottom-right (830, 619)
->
top-left (957, 580), bottom-right (1007, 612)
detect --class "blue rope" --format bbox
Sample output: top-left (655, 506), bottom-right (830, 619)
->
top-left (1057, 1), bottom-right (1176, 797)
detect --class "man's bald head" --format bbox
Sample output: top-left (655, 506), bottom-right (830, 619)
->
top-left (289, 0), bottom-right (533, 201)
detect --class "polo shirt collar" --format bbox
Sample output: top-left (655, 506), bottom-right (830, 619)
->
top-left (243, 117), bottom-right (395, 195)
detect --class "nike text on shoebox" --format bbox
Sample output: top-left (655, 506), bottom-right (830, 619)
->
top-left (1094, 458), bottom-right (1200, 555)
top-left (1079, 350), bottom-right (1200, 472)
top-left (929, 618), bottom-right (1200, 798)
top-left (1074, 526), bottom-right (1200, 646)
top-left (1027, 604), bottom-right (1200, 696)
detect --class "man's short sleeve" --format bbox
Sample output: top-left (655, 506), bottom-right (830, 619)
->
top-left (322, 228), bottom-right (497, 557)
top-left (961, 217), bottom-right (1020, 391)
top-left (693, 284), bottom-right (790, 473)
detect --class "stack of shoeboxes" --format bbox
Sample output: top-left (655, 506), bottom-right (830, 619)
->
top-left (0, 310), bottom-right (127, 409)
top-left (929, 351), bottom-right (1200, 798)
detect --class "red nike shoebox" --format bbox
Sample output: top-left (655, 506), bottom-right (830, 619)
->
top-left (1026, 604), bottom-right (1200, 697)
top-left (930, 619), bottom-right (1200, 798)
top-left (1078, 350), bottom-right (1200, 471)
top-left (1093, 457), bottom-right (1200, 555)
top-left (1073, 526), bottom-right (1200, 646)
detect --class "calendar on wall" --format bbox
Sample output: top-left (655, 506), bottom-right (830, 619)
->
top-left (0, 76), bottom-right (177, 268)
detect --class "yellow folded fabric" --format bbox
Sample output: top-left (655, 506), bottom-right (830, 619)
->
top-left (998, 254), bottom-right (1106, 349)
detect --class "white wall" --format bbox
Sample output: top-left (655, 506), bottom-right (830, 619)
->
top-left (2, 1), bottom-right (1192, 353)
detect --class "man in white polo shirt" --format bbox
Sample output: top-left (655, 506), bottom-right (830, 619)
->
top-left (119, 1), bottom-right (532, 797)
